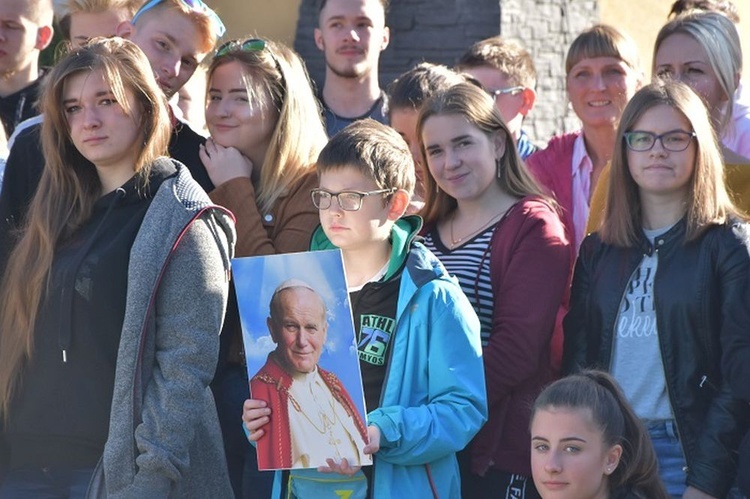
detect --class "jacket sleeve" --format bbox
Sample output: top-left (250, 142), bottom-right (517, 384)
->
top-left (125, 214), bottom-right (232, 495)
top-left (209, 175), bottom-right (317, 257)
top-left (562, 236), bottom-right (596, 374)
top-left (686, 385), bottom-right (750, 497)
top-left (689, 226), bottom-right (750, 496)
top-left (720, 223), bottom-right (750, 400)
top-left (367, 284), bottom-right (488, 465)
top-left (484, 203), bottom-right (571, 406)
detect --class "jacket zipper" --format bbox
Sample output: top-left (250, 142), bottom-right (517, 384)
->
top-left (651, 247), bottom-right (689, 473)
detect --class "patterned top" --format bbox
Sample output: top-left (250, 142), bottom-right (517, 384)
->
top-left (424, 226), bottom-right (495, 346)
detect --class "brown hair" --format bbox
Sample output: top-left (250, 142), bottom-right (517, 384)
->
top-left (416, 82), bottom-right (545, 226)
top-left (668, 0), bottom-right (739, 22)
top-left (55, 0), bottom-right (143, 41)
top-left (457, 36), bottom-right (537, 89)
top-left (386, 62), bottom-right (464, 116)
top-left (0, 37), bottom-right (170, 418)
top-left (318, 0), bottom-right (388, 14)
top-left (316, 119), bottom-right (415, 196)
top-left (207, 39), bottom-right (327, 216)
top-left (601, 79), bottom-right (738, 247)
top-left (532, 371), bottom-right (669, 498)
top-left (566, 24), bottom-right (641, 75)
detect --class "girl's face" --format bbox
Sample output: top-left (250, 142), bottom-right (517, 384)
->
top-left (626, 104), bottom-right (696, 201)
top-left (566, 56), bottom-right (641, 130)
top-left (421, 113), bottom-right (505, 205)
top-left (205, 60), bottom-right (278, 165)
top-left (654, 33), bottom-right (727, 120)
top-left (531, 407), bottom-right (621, 499)
top-left (64, 68), bottom-right (143, 183)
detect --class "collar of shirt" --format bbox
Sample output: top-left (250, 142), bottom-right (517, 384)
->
top-left (570, 133), bottom-right (593, 249)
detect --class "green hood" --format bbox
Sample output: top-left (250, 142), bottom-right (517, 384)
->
top-left (309, 215), bottom-right (423, 281)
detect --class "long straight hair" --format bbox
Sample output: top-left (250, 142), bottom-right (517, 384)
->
top-left (532, 371), bottom-right (669, 498)
top-left (416, 82), bottom-right (546, 227)
top-left (206, 39), bottom-right (327, 216)
top-left (601, 80), bottom-right (738, 247)
top-left (0, 37), bottom-right (171, 418)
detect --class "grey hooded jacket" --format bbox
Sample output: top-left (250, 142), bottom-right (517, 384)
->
top-left (90, 159), bottom-right (235, 498)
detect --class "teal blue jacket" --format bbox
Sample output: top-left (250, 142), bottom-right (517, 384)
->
top-left (278, 216), bottom-right (487, 498)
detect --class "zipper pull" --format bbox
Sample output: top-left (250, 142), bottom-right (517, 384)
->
top-left (699, 375), bottom-right (707, 387)
top-left (62, 350), bottom-right (68, 363)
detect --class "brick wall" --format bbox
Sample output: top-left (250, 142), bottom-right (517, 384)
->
top-left (294, 0), bottom-right (599, 144)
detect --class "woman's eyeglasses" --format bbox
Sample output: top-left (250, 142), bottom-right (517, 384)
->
top-left (311, 188), bottom-right (396, 211)
top-left (623, 130), bottom-right (696, 152)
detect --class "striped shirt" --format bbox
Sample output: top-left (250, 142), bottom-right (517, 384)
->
top-left (424, 226), bottom-right (495, 346)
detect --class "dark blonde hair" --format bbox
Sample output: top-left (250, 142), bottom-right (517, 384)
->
top-left (55, 0), bottom-right (143, 41)
top-left (134, 0), bottom-right (220, 53)
top-left (416, 82), bottom-right (545, 226)
top-left (601, 79), bottom-right (738, 247)
top-left (316, 119), bottom-right (415, 196)
top-left (654, 11), bottom-right (741, 132)
top-left (532, 371), bottom-right (669, 498)
top-left (207, 39), bottom-right (327, 216)
top-left (0, 37), bottom-right (171, 418)
top-left (566, 24), bottom-right (641, 75)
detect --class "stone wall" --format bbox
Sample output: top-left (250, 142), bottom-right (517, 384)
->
top-left (294, 0), bottom-right (500, 96)
top-left (294, 0), bottom-right (599, 144)
top-left (501, 0), bottom-right (599, 143)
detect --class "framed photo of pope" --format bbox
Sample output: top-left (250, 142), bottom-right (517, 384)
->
top-left (232, 249), bottom-right (372, 471)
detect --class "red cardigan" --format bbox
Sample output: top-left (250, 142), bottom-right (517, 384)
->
top-left (470, 196), bottom-right (571, 477)
top-left (525, 132), bottom-right (580, 261)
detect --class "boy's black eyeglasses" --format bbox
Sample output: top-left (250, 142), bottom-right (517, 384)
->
top-left (311, 188), bottom-right (396, 211)
top-left (488, 86), bottom-right (524, 98)
top-left (623, 130), bottom-right (696, 152)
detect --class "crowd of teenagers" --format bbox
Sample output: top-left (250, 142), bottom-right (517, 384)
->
top-left (0, 0), bottom-right (750, 497)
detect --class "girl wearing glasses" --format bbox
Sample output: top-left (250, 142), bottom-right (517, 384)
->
top-left (563, 80), bottom-right (750, 498)
top-left (417, 82), bottom-right (571, 498)
top-left (199, 38), bottom-right (327, 498)
top-left (0, 38), bottom-right (234, 497)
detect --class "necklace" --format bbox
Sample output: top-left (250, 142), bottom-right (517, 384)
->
top-left (449, 210), bottom-right (504, 248)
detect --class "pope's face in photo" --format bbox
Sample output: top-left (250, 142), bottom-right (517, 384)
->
top-left (268, 287), bottom-right (328, 375)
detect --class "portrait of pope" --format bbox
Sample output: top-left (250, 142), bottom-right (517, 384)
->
top-left (250, 279), bottom-right (370, 470)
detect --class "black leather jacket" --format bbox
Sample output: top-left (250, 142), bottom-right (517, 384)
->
top-left (563, 219), bottom-right (750, 498)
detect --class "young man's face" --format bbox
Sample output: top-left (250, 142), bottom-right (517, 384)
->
top-left (317, 165), bottom-right (394, 251)
top-left (117, 9), bottom-right (208, 98)
top-left (314, 0), bottom-right (389, 80)
top-left (463, 65), bottom-right (528, 138)
top-left (0, 0), bottom-right (51, 78)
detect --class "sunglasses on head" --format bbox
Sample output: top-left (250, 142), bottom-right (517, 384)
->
top-left (215, 38), bottom-right (287, 94)
top-left (131, 0), bottom-right (226, 38)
